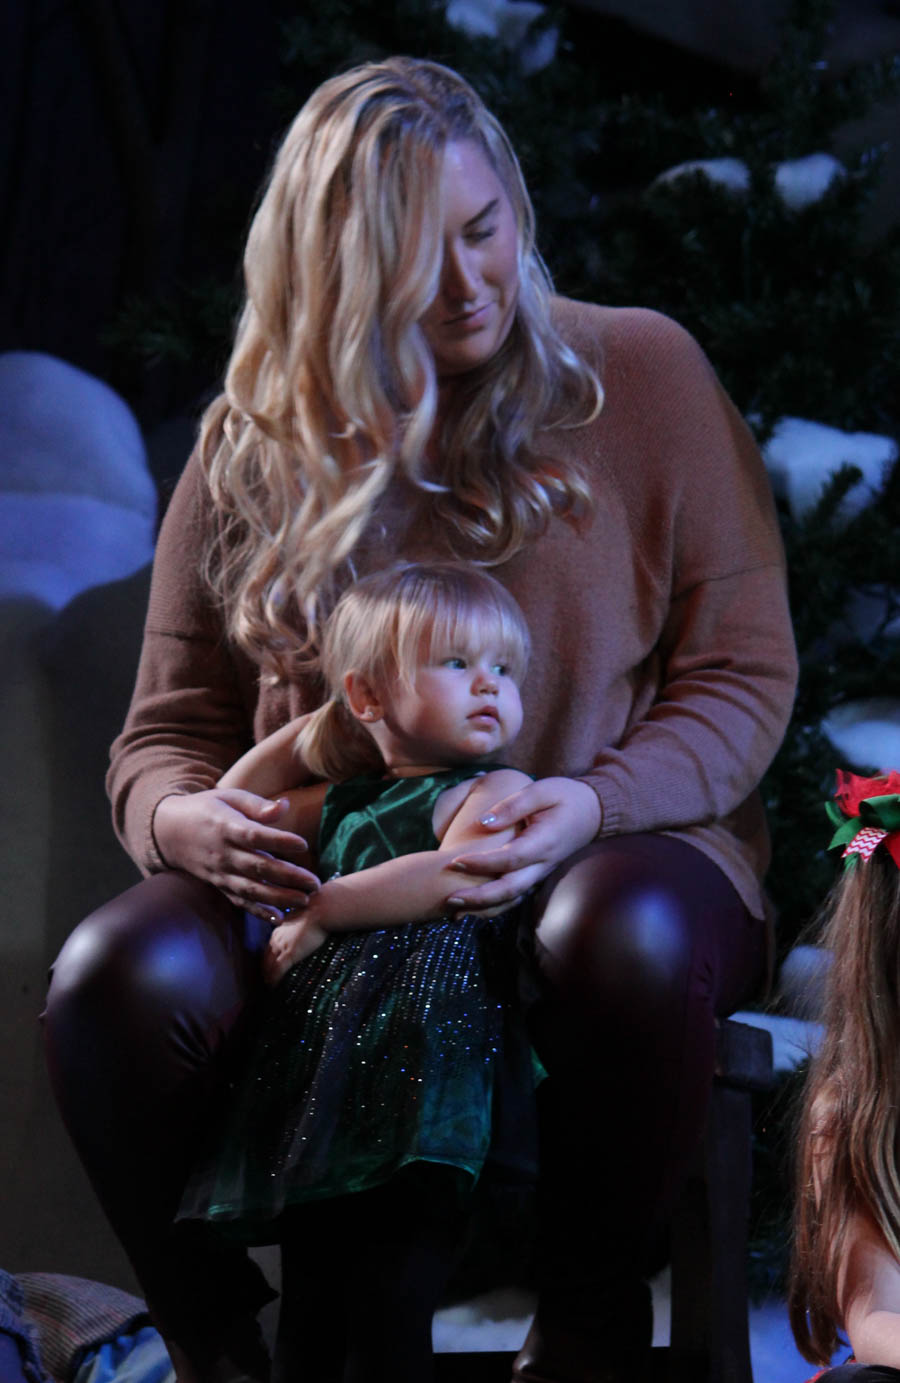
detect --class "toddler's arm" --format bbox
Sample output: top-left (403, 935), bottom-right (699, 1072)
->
top-left (219, 715), bottom-right (327, 844)
top-left (219, 714), bottom-right (313, 797)
top-left (264, 768), bottom-right (530, 984)
top-left (312, 768), bottom-right (530, 926)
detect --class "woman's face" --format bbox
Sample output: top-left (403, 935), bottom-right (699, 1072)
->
top-left (419, 140), bottom-right (520, 378)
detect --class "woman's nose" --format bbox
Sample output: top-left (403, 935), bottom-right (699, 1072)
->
top-left (441, 244), bottom-right (479, 303)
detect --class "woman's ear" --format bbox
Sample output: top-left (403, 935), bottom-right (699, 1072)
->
top-left (343, 670), bottom-right (383, 724)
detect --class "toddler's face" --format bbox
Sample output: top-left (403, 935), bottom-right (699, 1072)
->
top-left (377, 635), bottom-right (523, 775)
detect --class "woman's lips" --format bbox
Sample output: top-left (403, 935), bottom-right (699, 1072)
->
top-left (443, 302), bottom-right (493, 329)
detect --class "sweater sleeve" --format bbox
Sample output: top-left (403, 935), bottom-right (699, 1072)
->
top-left (106, 452), bottom-right (258, 873)
top-left (576, 310), bottom-right (798, 836)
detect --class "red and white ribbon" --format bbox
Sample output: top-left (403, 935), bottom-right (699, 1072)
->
top-left (843, 826), bottom-right (889, 862)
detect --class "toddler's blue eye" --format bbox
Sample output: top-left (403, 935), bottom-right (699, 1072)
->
top-left (442, 656), bottom-right (467, 669)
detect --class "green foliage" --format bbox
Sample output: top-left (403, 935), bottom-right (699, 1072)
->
top-left (759, 0), bottom-right (899, 152)
top-left (102, 279), bottom-right (239, 371)
top-left (766, 458), bottom-right (900, 953)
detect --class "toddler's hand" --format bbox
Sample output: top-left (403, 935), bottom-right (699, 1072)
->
top-left (263, 915), bottom-right (328, 986)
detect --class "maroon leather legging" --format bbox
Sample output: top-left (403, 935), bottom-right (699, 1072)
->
top-left (42, 833), bottom-right (764, 1367)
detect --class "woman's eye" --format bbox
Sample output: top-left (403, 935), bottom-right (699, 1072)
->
top-left (466, 227), bottom-right (495, 244)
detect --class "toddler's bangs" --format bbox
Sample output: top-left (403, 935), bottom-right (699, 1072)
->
top-left (394, 587), bottom-right (530, 687)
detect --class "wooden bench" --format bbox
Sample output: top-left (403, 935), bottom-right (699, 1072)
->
top-left (434, 1016), bottom-right (775, 1383)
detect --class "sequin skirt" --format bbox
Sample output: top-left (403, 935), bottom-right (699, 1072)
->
top-left (178, 911), bottom-right (540, 1243)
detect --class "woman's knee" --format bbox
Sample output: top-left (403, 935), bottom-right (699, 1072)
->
top-left (48, 872), bottom-right (250, 1008)
top-left (44, 871), bottom-right (267, 1084)
top-left (533, 835), bottom-right (698, 1010)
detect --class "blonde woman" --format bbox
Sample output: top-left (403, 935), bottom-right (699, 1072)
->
top-left (790, 773), bottom-right (900, 1383)
top-left (44, 56), bottom-right (797, 1383)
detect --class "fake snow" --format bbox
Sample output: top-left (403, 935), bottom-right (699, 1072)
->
top-left (655, 151), bottom-right (844, 209)
top-left (832, 586), bottom-right (900, 645)
top-left (762, 415), bottom-right (896, 520)
top-left (445, 0), bottom-right (557, 71)
top-left (821, 697), bottom-right (900, 771)
top-left (654, 157), bottom-right (751, 194)
top-left (774, 152), bottom-right (844, 209)
top-left (432, 1258), bottom-right (832, 1379)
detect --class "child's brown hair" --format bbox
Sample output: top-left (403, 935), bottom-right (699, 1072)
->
top-left (789, 795), bottom-right (900, 1364)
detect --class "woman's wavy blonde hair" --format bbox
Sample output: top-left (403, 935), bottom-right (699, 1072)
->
top-left (296, 562), bottom-right (530, 781)
top-left (199, 55), bottom-right (601, 679)
top-left (789, 851), bottom-right (900, 1365)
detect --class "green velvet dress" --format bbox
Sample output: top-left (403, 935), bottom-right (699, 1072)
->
top-left (179, 769), bottom-right (540, 1243)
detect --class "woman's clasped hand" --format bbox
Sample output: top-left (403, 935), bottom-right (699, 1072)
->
top-left (447, 775), bottom-right (603, 910)
top-left (152, 790), bottom-right (320, 921)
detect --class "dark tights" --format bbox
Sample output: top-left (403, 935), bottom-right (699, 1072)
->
top-left (528, 835), bottom-right (763, 1295)
top-left (43, 836), bottom-right (764, 1381)
top-left (825, 1369), bottom-right (900, 1381)
top-left (274, 1176), bottom-right (464, 1383)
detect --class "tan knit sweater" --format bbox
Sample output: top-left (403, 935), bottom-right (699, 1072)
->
top-left (108, 300), bottom-right (798, 919)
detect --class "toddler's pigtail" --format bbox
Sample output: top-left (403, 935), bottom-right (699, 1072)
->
top-left (295, 697), bottom-right (383, 782)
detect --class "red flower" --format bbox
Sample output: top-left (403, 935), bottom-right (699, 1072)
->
top-left (835, 769), bottom-right (900, 818)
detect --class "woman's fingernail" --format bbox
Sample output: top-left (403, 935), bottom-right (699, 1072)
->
top-left (451, 861), bottom-right (469, 873)
top-left (480, 813), bottom-right (497, 826)
top-left (447, 897), bottom-right (465, 907)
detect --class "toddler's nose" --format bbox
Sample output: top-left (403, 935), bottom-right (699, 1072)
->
top-left (474, 665), bottom-right (498, 693)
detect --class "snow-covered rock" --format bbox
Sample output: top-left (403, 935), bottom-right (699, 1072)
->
top-left (762, 415), bottom-right (897, 520)
top-left (732, 1009), bottom-right (822, 1074)
top-left (0, 352), bottom-right (156, 610)
top-left (774, 153), bottom-right (844, 210)
top-left (446, 0), bottom-right (557, 72)
top-left (0, 353), bottom-right (160, 1290)
top-left (821, 697), bottom-right (900, 771)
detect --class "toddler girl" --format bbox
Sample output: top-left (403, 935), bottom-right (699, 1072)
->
top-left (180, 562), bottom-right (539, 1383)
top-left (790, 770), bottom-right (900, 1383)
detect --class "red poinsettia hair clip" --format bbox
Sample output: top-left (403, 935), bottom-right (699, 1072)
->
top-left (826, 770), bottom-right (900, 870)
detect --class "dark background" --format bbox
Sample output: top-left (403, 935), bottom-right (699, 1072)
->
top-left (5, 0), bottom-right (898, 467)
